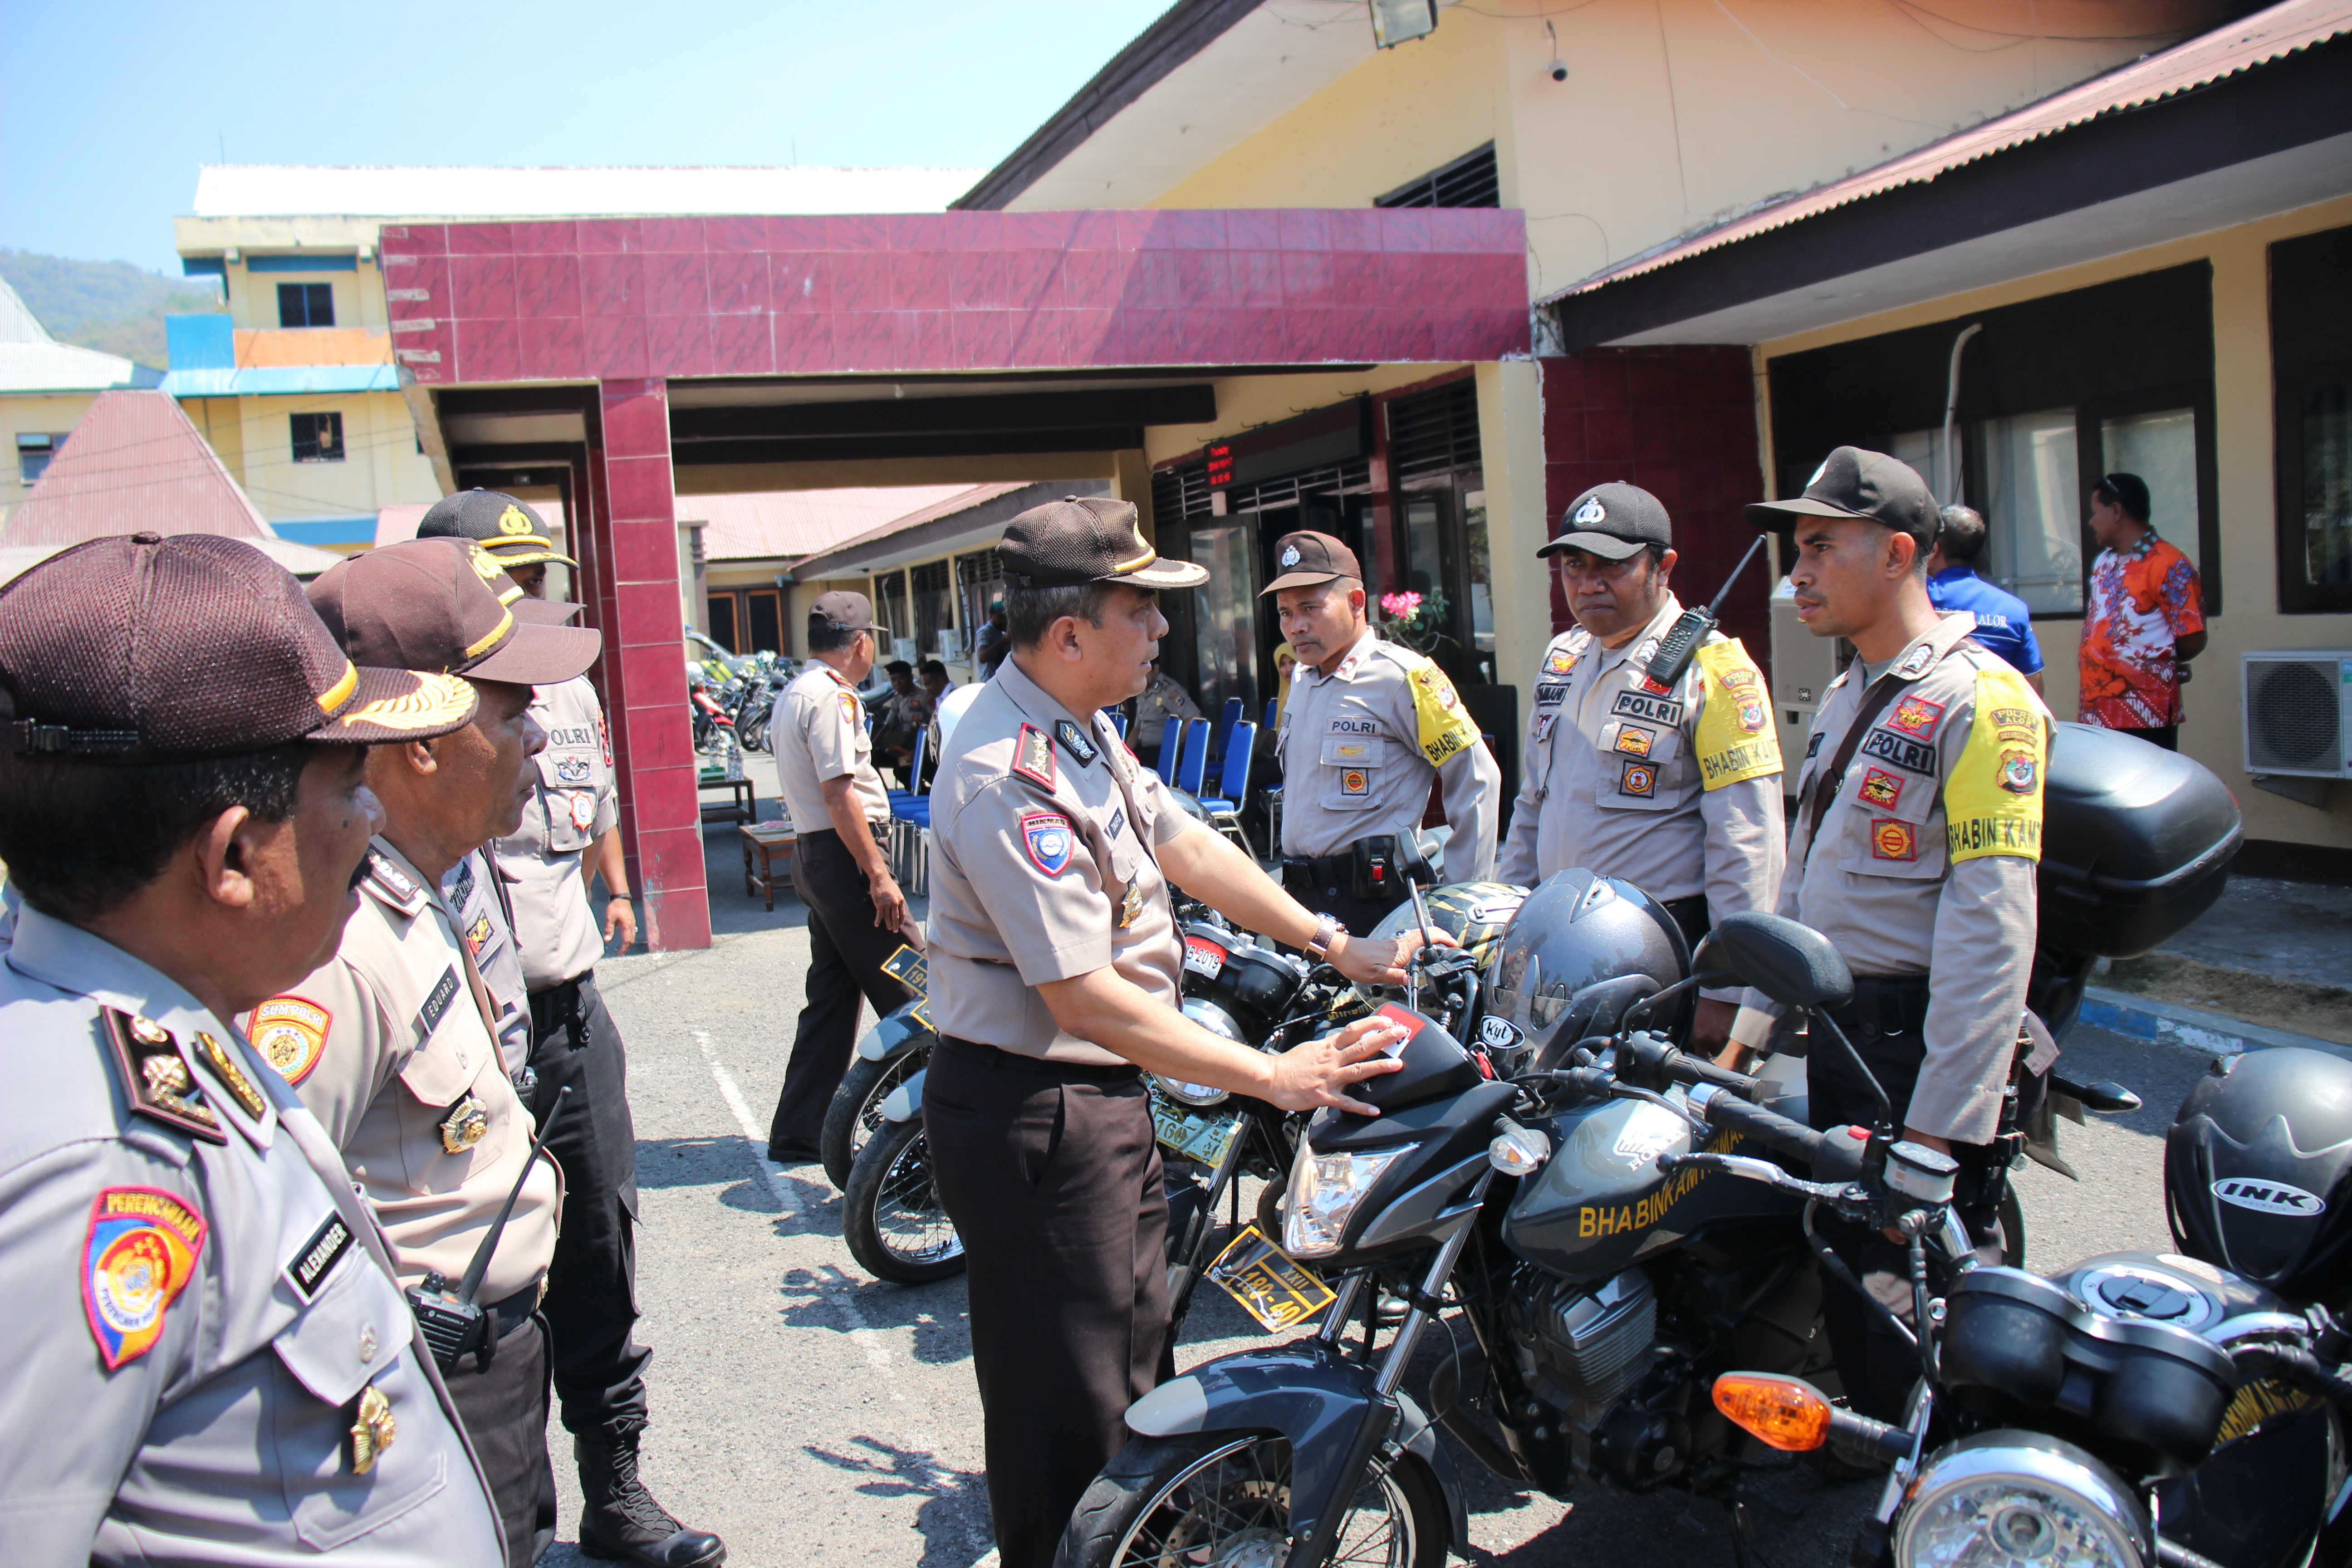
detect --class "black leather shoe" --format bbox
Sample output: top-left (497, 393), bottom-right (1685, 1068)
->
top-left (576, 1435), bottom-right (726, 1567)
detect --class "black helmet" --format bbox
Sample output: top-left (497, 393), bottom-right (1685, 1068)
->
top-left (1365, 881), bottom-right (1529, 976)
top-left (1485, 868), bottom-right (1690, 1066)
top-left (2166, 1047), bottom-right (2352, 1305)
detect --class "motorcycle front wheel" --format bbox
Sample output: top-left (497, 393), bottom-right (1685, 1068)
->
top-left (1056, 1432), bottom-right (1445, 1568)
top-left (737, 703), bottom-right (770, 752)
top-left (820, 1047), bottom-right (926, 1192)
top-left (842, 1116), bottom-right (966, 1285)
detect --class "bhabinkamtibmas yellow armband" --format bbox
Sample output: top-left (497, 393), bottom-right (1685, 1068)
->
top-left (1407, 660), bottom-right (1481, 768)
top-left (1945, 666), bottom-right (2045, 862)
top-left (1691, 639), bottom-right (1782, 790)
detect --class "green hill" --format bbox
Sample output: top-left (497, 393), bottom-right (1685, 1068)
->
top-left (0, 250), bottom-right (225, 370)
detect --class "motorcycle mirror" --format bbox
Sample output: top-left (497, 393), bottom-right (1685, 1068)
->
top-left (1688, 933), bottom-right (1742, 993)
top-left (1395, 829), bottom-right (1439, 886)
top-left (1713, 912), bottom-right (1854, 1013)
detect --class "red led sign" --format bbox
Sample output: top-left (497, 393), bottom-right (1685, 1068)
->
top-left (1205, 443), bottom-right (1233, 488)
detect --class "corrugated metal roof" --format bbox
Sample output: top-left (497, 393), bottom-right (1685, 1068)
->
top-left (1543, 0), bottom-right (2352, 305)
top-left (0, 274), bottom-right (158, 393)
top-left (3, 390), bottom-right (281, 547)
top-left (685, 486), bottom-right (978, 564)
top-left (192, 166), bottom-right (986, 218)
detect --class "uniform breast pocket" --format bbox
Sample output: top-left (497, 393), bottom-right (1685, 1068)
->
top-left (396, 1037), bottom-right (510, 1194)
top-left (270, 1259), bottom-right (449, 1548)
top-left (1591, 740), bottom-right (1679, 814)
top-left (1319, 732), bottom-right (1387, 811)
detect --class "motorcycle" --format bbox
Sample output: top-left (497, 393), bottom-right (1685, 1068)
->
top-left (689, 675), bottom-right (736, 756)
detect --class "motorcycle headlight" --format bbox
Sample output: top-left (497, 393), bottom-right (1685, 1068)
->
top-left (1896, 1435), bottom-right (2149, 1568)
top-left (1281, 1137), bottom-right (1408, 1259)
top-left (1164, 999), bottom-right (1245, 1108)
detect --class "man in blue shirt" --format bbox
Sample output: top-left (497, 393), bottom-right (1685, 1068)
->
top-left (1927, 504), bottom-right (2045, 693)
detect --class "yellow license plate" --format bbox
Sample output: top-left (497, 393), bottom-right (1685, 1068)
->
top-left (1153, 1098), bottom-right (1242, 1167)
top-left (1206, 1224), bottom-right (1336, 1332)
top-left (882, 945), bottom-right (929, 995)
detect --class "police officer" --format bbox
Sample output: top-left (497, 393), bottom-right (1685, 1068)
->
top-left (1495, 483), bottom-right (1785, 1054)
top-left (1730, 448), bottom-right (2050, 1416)
top-left (0, 532), bottom-right (505, 1563)
top-left (766, 590), bottom-right (916, 1165)
top-left (1268, 531), bottom-right (1499, 930)
top-left (253, 538), bottom-right (605, 1566)
top-left (419, 497), bottom-right (722, 1568)
top-left (925, 495), bottom-right (1440, 1568)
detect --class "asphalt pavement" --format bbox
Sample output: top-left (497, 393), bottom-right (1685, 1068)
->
top-left (532, 879), bottom-right (2220, 1568)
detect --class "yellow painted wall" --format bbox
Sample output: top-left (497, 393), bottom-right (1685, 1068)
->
top-left (222, 260), bottom-right (383, 332)
top-left (0, 392), bottom-right (100, 520)
top-left (1757, 194), bottom-right (2352, 850)
top-left (187, 388), bottom-right (438, 523)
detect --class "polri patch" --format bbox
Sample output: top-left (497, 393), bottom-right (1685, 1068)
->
top-left (464, 914), bottom-right (491, 955)
top-left (285, 1210), bottom-right (354, 1303)
top-left (1533, 682), bottom-right (1570, 707)
top-left (1871, 819), bottom-right (1918, 861)
top-left (1860, 729), bottom-right (1936, 774)
top-left (1610, 689), bottom-right (1685, 727)
top-left (1614, 725), bottom-right (1655, 758)
top-left (1012, 725), bottom-right (1057, 789)
top-left (252, 996), bottom-right (330, 1085)
top-left (1020, 812), bottom-right (1075, 875)
top-left (1340, 767), bottom-right (1371, 797)
top-left (1886, 695), bottom-right (1945, 738)
top-left (1858, 767), bottom-right (1905, 810)
top-left (100, 1010), bottom-right (225, 1144)
top-left (1054, 719), bottom-right (1099, 767)
top-left (418, 967), bottom-right (461, 1036)
top-left (1618, 759), bottom-right (1659, 798)
top-left (555, 755), bottom-right (592, 784)
top-left (1543, 643), bottom-right (1580, 676)
top-left (1999, 748), bottom-right (2038, 795)
top-left (83, 1186), bottom-right (206, 1369)
top-left (838, 691), bottom-right (862, 725)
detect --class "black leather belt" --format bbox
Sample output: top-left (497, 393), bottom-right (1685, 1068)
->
top-left (1832, 974), bottom-right (1932, 1039)
top-left (939, 1034), bottom-right (1141, 1083)
top-left (484, 1278), bottom-right (543, 1335)
top-left (1280, 853), bottom-right (1353, 890)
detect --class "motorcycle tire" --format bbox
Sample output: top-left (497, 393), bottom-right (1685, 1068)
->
top-left (820, 1049), bottom-right (924, 1192)
top-left (737, 704), bottom-right (770, 753)
top-left (1055, 1431), bottom-right (1446, 1568)
top-left (842, 1116), bottom-right (966, 1286)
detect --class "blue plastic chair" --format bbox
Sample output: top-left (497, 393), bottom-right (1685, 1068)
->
top-left (1213, 696), bottom-right (1243, 760)
top-left (1107, 709), bottom-right (1129, 740)
top-left (1262, 697), bottom-right (1279, 734)
top-left (887, 726), bottom-right (931, 826)
top-left (1155, 716), bottom-right (1185, 785)
top-left (1198, 720), bottom-right (1257, 854)
top-left (1175, 717), bottom-right (1214, 797)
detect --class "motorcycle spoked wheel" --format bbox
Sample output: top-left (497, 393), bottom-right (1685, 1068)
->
top-left (736, 704), bottom-right (770, 753)
top-left (1057, 1433), bottom-right (1445, 1568)
top-left (820, 1048), bottom-right (926, 1192)
top-left (842, 1117), bottom-right (966, 1285)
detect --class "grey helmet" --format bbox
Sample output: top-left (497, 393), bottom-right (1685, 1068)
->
top-left (1485, 868), bottom-right (1691, 1068)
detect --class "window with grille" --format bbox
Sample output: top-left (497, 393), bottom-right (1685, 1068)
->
top-left (1153, 463), bottom-right (1213, 524)
top-left (911, 560), bottom-right (955, 660)
top-left (1374, 144), bottom-right (1500, 211)
top-left (956, 549), bottom-right (1004, 637)
top-left (1227, 458), bottom-right (1372, 515)
top-left (291, 411), bottom-right (345, 463)
top-left (16, 432), bottom-right (60, 485)
top-left (872, 570), bottom-right (911, 655)
top-left (1387, 381), bottom-right (1480, 481)
top-left (278, 282), bottom-right (334, 328)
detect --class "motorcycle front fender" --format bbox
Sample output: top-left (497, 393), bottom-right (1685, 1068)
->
top-left (880, 1068), bottom-right (925, 1124)
top-left (1124, 1338), bottom-right (1467, 1555)
top-left (857, 1003), bottom-right (936, 1063)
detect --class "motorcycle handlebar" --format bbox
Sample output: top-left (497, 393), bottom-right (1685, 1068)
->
top-left (1695, 1089), bottom-right (1864, 1183)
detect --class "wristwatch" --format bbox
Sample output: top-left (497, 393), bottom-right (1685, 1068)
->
top-left (1305, 913), bottom-right (1345, 961)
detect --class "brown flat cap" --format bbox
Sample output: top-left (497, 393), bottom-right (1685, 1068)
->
top-left (998, 495), bottom-right (1207, 590)
top-left (308, 539), bottom-right (602, 687)
top-left (1260, 531), bottom-right (1362, 595)
top-left (0, 532), bottom-right (477, 760)
top-left (417, 488), bottom-right (579, 567)
top-left (812, 590), bottom-right (887, 634)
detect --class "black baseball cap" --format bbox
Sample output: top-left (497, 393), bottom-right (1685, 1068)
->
top-left (417, 488), bottom-right (578, 568)
top-left (1747, 446), bottom-right (1937, 543)
top-left (1539, 482), bottom-right (1671, 561)
top-left (811, 589), bottom-right (888, 634)
top-left (0, 532), bottom-right (478, 760)
top-left (998, 495), bottom-right (1207, 590)
top-left (308, 539), bottom-right (603, 687)
top-left (1260, 531), bottom-right (1362, 595)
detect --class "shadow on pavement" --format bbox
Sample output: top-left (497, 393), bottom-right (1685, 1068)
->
top-left (801, 1436), bottom-right (994, 1568)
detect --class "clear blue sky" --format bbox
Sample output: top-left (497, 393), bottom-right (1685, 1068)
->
top-left (2, 1), bottom-right (1175, 275)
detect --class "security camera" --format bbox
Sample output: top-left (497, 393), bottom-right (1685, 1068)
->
top-left (1544, 21), bottom-right (1567, 83)
top-left (1548, 59), bottom-right (1568, 82)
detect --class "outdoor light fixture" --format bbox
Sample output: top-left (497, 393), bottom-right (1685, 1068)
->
top-left (1368, 0), bottom-right (1436, 49)
top-left (1546, 19), bottom-right (1568, 81)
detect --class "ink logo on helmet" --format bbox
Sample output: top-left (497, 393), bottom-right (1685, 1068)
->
top-left (497, 505), bottom-right (535, 536)
top-left (1573, 496), bottom-right (1607, 527)
top-left (1999, 749), bottom-right (2038, 795)
top-left (2212, 1177), bottom-right (2326, 1218)
top-left (1280, 544), bottom-right (1301, 568)
top-left (1479, 1015), bottom-right (1522, 1050)
top-left (1021, 812), bottom-right (1074, 875)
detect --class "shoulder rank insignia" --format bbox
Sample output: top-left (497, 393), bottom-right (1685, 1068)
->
top-left (83, 1186), bottom-right (206, 1368)
top-left (1893, 641), bottom-right (1937, 680)
top-left (100, 1010), bottom-right (225, 1143)
top-left (1054, 718), bottom-right (1099, 768)
top-left (250, 996), bottom-right (330, 1085)
top-left (438, 1092), bottom-right (489, 1154)
top-left (362, 849), bottom-right (427, 917)
top-left (192, 1031), bottom-right (268, 1121)
top-left (1012, 724), bottom-right (1057, 789)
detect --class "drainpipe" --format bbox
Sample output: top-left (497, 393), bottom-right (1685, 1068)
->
top-left (1940, 323), bottom-right (1983, 504)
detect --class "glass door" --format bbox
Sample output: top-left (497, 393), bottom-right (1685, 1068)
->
top-left (1190, 523), bottom-right (1260, 721)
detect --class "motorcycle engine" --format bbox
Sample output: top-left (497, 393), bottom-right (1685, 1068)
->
top-left (1508, 1270), bottom-right (1687, 1489)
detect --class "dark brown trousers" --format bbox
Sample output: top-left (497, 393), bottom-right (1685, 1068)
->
top-left (924, 1038), bottom-right (1175, 1568)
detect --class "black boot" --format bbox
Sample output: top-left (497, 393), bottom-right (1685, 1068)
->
top-left (575, 1433), bottom-right (726, 1567)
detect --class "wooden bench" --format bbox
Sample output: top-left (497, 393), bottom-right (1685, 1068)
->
top-left (740, 822), bottom-right (797, 910)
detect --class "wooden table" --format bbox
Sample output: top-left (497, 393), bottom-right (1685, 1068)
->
top-left (700, 775), bottom-right (757, 826)
top-left (740, 823), bottom-right (797, 909)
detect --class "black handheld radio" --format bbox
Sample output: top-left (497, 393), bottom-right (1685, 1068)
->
top-left (408, 1084), bottom-right (570, 1372)
top-left (1641, 534), bottom-right (1769, 691)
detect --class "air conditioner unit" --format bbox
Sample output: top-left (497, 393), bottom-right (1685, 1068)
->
top-left (2242, 649), bottom-right (2352, 779)
top-left (936, 628), bottom-right (968, 661)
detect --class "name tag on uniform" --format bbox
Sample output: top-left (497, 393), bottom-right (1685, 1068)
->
top-left (419, 966), bottom-right (461, 1035)
top-left (285, 1211), bottom-right (354, 1302)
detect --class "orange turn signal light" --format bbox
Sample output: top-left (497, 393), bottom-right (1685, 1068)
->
top-left (1713, 1373), bottom-right (1832, 1452)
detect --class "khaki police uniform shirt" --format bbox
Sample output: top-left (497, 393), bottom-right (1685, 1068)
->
top-left (1495, 598), bottom-right (1785, 1000)
top-left (494, 675), bottom-right (615, 991)
top-left (1747, 612), bottom-right (2049, 1143)
top-left (0, 903), bottom-right (503, 1565)
top-left (258, 841), bottom-right (560, 1303)
top-left (1276, 628), bottom-right (1501, 879)
top-left (774, 662), bottom-right (891, 833)
top-left (929, 657), bottom-right (1199, 1067)
top-left (443, 848), bottom-right (533, 1076)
